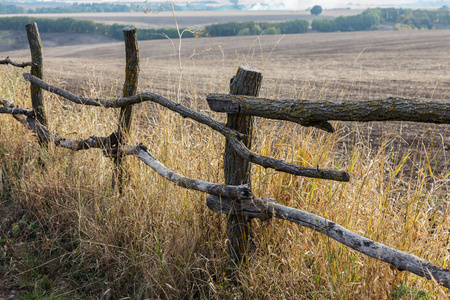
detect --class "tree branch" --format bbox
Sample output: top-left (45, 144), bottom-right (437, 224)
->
top-left (207, 94), bottom-right (450, 132)
top-left (119, 144), bottom-right (253, 200)
top-left (0, 99), bottom-right (35, 117)
top-left (0, 57), bottom-right (32, 68)
top-left (207, 195), bottom-right (450, 289)
top-left (1, 100), bottom-right (252, 200)
top-left (21, 73), bottom-right (350, 182)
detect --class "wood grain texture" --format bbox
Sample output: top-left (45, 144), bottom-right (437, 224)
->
top-left (114, 27), bottom-right (140, 191)
top-left (207, 94), bottom-right (450, 130)
top-left (26, 23), bottom-right (47, 132)
top-left (207, 195), bottom-right (450, 289)
top-left (22, 73), bottom-right (350, 182)
top-left (224, 66), bottom-right (263, 267)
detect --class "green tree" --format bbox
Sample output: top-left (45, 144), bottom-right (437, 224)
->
top-left (237, 28), bottom-right (250, 36)
top-left (310, 5), bottom-right (323, 16)
top-left (264, 26), bottom-right (280, 35)
top-left (279, 19), bottom-right (309, 34)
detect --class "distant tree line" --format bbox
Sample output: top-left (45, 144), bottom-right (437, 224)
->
top-left (0, 17), bottom-right (308, 40)
top-left (0, 17), bottom-right (194, 40)
top-left (380, 7), bottom-right (450, 29)
top-left (0, 3), bottom-right (25, 14)
top-left (0, 3), bottom-right (137, 14)
top-left (1, 7), bottom-right (450, 43)
top-left (311, 9), bottom-right (381, 32)
top-left (0, 2), bottom-right (245, 14)
top-left (311, 7), bottom-right (450, 32)
top-left (205, 19), bottom-right (309, 36)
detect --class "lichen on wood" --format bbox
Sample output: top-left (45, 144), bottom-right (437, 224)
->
top-left (207, 195), bottom-right (450, 289)
top-left (26, 22), bottom-right (47, 130)
top-left (207, 94), bottom-right (450, 131)
top-left (22, 73), bottom-right (350, 182)
top-left (114, 27), bottom-right (140, 191)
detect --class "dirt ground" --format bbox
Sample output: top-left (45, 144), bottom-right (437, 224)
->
top-left (2, 29), bottom-right (450, 176)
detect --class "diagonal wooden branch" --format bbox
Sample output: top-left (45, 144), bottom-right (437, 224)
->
top-left (119, 144), bottom-right (253, 200)
top-left (0, 57), bottom-right (32, 68)
top-left (0, 99), bottom-right (35, 117)
top-left (22, 73), bottom-right (350, 182)
top-left (1, 101), bottom-right (252, 200)
top-left (207, 94), bottom-right (450, 132)
top-left (206, 195), bottom-right (450, 289)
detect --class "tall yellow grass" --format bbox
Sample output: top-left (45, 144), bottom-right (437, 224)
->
top-left (1, 46), bottom-right (450, 299)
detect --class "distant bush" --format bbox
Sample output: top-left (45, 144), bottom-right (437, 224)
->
top-left (237, 28), bottom-right (251, 36)
top-left (279, 19), bottom-right (309, 34)
top-left (311, 19), bottom-right (337, 32)
top-left (393, 23), bottom-right (417, 30)
top-left (312, 9), bottom-right (381, 32)
top-left (380, 7), bottom-right (450, 29)
top-left (205, 19), bottom-right (308, 37)
top-left (264, 26), bottom-right (280, 35)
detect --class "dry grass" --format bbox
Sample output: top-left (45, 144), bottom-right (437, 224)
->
top-left (1, 31), bottom-right (450, 299)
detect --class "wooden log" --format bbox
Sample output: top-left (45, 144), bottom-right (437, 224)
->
top-left (1, 100), bottom-right (252, 200)
top-left (206, 195), bottom-right (450, 289)
top-left (0, 57), bottom-right (32, 68)
top-left (120, 145), bottom-right (253, 200)
top-left (224, 66), bottom-right (263, 267)
top-left (26, 23), bottom-right (47, 130)
top-left (114, 27), bottom-right (140, 192)
top-left (22, 73), bottom-right (351, 182)
top-left (0, 99), bottom-right (34, 117)
top-left (207, 94), bottom-right (450, 131)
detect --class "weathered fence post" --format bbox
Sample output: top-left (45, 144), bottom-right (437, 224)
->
top-left (26, 23), bottom-right (48, 139)
top-left (224, 66), bottom-right (263, 269)
top-left (113, 27), bottom-right (140, 191)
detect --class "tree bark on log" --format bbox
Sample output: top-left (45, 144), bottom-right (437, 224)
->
top-left (206, 195), bottom-right (450, 289)
top-left (1, 100), bottom-right (252, 200)
top-left (114, 27), bottom-right (140, 192)
top-left (0, 99), bottom-right (34, 116)
top-left (224, 66), bottom-right (263, 267)
top-left (120, 145), bottom-right (253, 200)
top-left (21, 73), bottom-right (350, 182)
top-left (26, 23), bottom-right (47, 131)
top-left (207, 94), bottom-right (450, 132)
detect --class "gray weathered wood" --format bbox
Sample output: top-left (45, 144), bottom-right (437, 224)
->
top-left (0, 98), bottom-right (34, 116)
top-left (1, 100), bottom-right (252, 200)
top-left (207, 195), bottom-right (450, 289)
top-left (114, 27), bottom-right (140, 191)
top-left (120, 145), bottom-right (253, 200)
top-left (22, 73), bottom-right (350, 182)
top-left (207, 94), bottom-right (450, 131)
top-left (0, 57), bottom-right (32, 68)
top-left (224, 66), bottom-right (263, 267)
top-left (26, 23), bottom-right (47, 130)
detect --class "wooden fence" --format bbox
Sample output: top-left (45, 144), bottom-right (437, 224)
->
top-left (2, 23), bottom-right (450, 289)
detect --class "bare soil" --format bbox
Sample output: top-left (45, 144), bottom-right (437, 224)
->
top-left (3, 29), bottom-right (450, 182)
top-left (3, 29), bottom-right (450, 177)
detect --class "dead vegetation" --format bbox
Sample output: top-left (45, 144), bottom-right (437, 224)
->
top-left (1, 29), bottom-right (450, 298)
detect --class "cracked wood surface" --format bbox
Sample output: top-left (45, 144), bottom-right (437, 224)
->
top-left (22, 73), bottom-right (350, 182)
top-left (207, 94), bottom-right (450, 132)
top-left (207, 195), bottom-right (450, 289)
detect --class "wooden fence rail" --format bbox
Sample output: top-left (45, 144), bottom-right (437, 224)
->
top-left (2, 22), bottom-right (450, 290)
